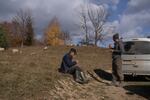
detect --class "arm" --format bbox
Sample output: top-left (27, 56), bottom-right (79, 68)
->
top-left (63, 55), bottom-right (77, 67)
top-left (113, 41), bottom-right (124, 53)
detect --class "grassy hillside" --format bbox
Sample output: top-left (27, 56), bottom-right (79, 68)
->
top-left (0, 46), bottom-right (112, 100)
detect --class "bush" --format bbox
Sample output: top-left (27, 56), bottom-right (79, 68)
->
top-left (0, 27), bottom-right (8, 49)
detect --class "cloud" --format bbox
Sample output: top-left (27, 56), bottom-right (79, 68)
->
top-left (120, 0), bottom-right (150, 37)
top-left (120, 11), bottom-right (150, 31)
top-left (0, 0), bottom-right (121, 42)
top-left (105, 0), bottom-right (150, 38)
top-left (126, 0), bottom-right (150, 14)
top-left (123, 27), bottom-right (143, 38)
top-left (104, 20), bottom-right (119, 37)
top-left (0, 0), bottom-right (85, 33)
top-left (93, 0), bottom-right (119, 5)
top-left (1, 0), bottom-right (149, 43)
top-left (93, 0), bottom-right (119, 10)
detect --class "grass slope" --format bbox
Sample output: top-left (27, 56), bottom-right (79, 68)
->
top-left (0, 46), bottom-right (111, 100)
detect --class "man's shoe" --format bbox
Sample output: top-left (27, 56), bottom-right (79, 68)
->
top-left (118, 81), bottom-right (124, 87)
top-left (83, 79), bottom-right (89, 84)
top-left (75, 78), bottom-right (85, 84)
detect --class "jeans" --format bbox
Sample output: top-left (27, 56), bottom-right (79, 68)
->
top-left (67, 66), bottom-right (82, 74)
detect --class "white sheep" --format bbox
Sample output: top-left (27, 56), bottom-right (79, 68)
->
top-left (12, 49), bottom-right (19, 53)
top-left (43, 46), bottom-right (48, 50)
top-left (0, 48), bottom-right (5, 52)
top-left (30, 52), bottom-right (36, 55)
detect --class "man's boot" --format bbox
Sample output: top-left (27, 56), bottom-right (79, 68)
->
top-left (75, 70), bottom-right (85, 84)
top-left (111, 80), bottom-right (119, 87)
top-left (80, 72), bottom-right (89, 84)
top-left (118, 80), bottom-right (124, 87)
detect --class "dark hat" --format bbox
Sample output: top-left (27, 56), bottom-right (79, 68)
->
top-left (113, 33), bottom-right (119, 40)
top-left (70, 48), bottom-right (77, 55)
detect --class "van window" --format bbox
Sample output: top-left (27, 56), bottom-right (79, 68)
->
top-left (123, 41), bottom-right (150, 54)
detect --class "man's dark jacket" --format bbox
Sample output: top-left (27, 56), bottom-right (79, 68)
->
top-left (112, 39), bottom-right (124, 59)
top-left (60, 53), bottom-right (77, 73)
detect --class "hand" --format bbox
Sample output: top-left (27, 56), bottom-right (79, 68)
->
top-left (110, 49), bottom-right (114, 52)
top-left (109, 44), bottom-right (112, 49)
top-left (75, 60), bottom-right (79, 64)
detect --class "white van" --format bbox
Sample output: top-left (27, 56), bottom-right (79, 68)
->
top-left (122, 38), bottom-right (150, 76)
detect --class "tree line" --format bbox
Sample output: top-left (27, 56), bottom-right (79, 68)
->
top-left (0, 4), bottom-right (108, 48)
top-left (0, 9), bottom-right (35, 48)
top-left (0, 9), bottom-right (71, 48)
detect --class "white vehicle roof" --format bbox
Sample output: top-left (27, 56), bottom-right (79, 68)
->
top-left (123, 38), bottom-right (150, 42)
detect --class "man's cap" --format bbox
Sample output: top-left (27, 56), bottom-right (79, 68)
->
top-left (70, 48), bottom-right (77, 55)
top-left (113, 33), bottom-right (119, 40)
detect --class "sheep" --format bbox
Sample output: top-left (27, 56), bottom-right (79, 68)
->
top-left (12, 49), bottom-right (19, 53)
top-left (0, 48), bottom-right (5, 52)
top-left (30, 52), bottom-right (36, 55)
top-left (70, 44), bottom-right (74, 46)
top-left (43, 46), bottom-right (48, 50)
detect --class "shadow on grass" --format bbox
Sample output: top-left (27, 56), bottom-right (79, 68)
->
top-left (94, 69), bottom-right (112, 81)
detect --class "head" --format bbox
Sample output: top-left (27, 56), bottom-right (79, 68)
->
top-left (69, 48), bottom-right (77, 58)
top-left (113, 33), bottom-right (119, 42)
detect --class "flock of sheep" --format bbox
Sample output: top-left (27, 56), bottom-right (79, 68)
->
top-left (0, 46), bottom-right (49, 54)
top-left (0, 47), bottom-right (21, 53)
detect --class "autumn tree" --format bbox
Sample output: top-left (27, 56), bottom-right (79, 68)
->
top-left (0, 21), bottom-right (20, 47)
top-left (44, 17), bottom-right (64, 46)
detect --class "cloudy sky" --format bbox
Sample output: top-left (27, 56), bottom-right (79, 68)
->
top-left (0, 0), bottom-right (150, 43)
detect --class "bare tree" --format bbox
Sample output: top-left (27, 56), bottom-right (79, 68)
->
top-left (79, 5), bottom-right (89, 44)
top-left (60, 30), bottom-right (71, 45)
top-left (25, 13), bottom-right (35, 46)
top-left (88, 5), bottom-right (107, 46)
top-left (12, 9), bottom-right (34, 47)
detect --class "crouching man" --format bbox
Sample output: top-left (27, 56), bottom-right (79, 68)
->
top-left (60, 48), bottom-right (88, 84)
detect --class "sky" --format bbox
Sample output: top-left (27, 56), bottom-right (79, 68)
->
top-left (0, 0), bottom-right (150, 45)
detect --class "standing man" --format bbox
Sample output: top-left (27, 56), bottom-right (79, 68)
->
top-left (111, 33), bottom-right (124, 87)
top-left (60, 48), bottom-right (88, 84)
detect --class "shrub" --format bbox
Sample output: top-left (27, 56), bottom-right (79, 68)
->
top-left (0, 27), bottom-right (8, 49)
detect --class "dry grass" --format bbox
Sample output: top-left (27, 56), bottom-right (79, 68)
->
top-left (0, 46), bottom-right (112, 100)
